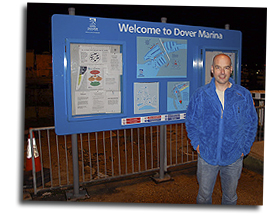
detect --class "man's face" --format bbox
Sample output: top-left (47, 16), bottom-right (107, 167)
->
top-left (211, 55), bottom-right (232, 86)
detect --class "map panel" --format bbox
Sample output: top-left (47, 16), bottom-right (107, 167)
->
top-left (167, 81), bottom-right (190, 112)
top-left (134, 82), bottom-right (159, 114)
top-left (137, 37), bottom-right (187, 78)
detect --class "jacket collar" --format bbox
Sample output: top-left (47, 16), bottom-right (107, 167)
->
top-left (206, 77), bottom-right (235, 95)
top-left (203, 78), bottom-right (236, 111)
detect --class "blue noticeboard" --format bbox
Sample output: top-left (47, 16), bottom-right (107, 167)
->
top-left (51, 14), bottom-right (242, 135)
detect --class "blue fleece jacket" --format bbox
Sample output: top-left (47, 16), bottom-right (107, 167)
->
top-left (185, 78), bottom-right (258, 166)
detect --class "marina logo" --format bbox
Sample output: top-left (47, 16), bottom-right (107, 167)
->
top-left (86, 18), bottom-right (100, 34)
top-left (89, 18), bottom-right (96, 26)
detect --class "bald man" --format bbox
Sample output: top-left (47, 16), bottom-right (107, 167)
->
top-left (185, 54), bottom-right (258, 205)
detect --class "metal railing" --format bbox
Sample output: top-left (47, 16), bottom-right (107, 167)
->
top-left (255, 105), bottom-right (265, 141)
top-left (24, 123), bottom-right (197, 195)
top-left (24, 106), bottom-right (264, 195)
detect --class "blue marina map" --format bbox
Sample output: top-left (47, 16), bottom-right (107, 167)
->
top-left (137, 37), bottom-right (187, 78)
top-left (167, 81), bottom-right (189, 112)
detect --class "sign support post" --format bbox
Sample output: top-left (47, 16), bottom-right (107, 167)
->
top-left (71, 134), bottom-right (80, 196)
top-left (151, 125), bottom-right (173, 183)
top-left (65, 134), bottom-right (88, 200)
top-left (65, 8), bottom-right (88, 201)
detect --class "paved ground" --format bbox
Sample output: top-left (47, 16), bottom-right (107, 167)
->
top-left (28, 161), bottom-right (263, 205)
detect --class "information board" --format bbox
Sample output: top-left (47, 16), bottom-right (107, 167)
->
top-left (52, 14), bottom-right (242, 135)
top-left (70, 43), bottom-right (123, 116)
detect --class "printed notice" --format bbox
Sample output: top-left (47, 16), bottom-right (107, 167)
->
top-left (74, 91), bottom-right (90, 115)
top-left (110, 53), bottom-right (123, 74)
top-left (104, 73), bottom-right (120, 91)
top-left (74, 90), bottom-right (121, 115)
top-left (134, 82), bottom-right (159, 114)
top-left (89, 90), bottom-right (106, 114)
top-left (70, 43), bottom-right (123, 116)
top-left (106, 91), bottom-right (121, 113)
top-left (87, 66), bottom-right (104, 90)
top-left (74, 91), bottom-right (106, 115)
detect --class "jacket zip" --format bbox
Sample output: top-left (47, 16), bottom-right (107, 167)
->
top-left (217, 91), bottom-right (225, 163)
top-left (221, 108), bottom-right (223, 119)
top-left (216, 109), bottom-right (223, 163)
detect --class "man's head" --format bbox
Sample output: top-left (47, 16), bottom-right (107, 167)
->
top-left (211, 54), bottom-right (232, 89)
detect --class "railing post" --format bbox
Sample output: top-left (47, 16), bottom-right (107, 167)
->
top-left (159, 125), bottom-right (165, 179)
top-left (29, 128), bottom-right (37, 195)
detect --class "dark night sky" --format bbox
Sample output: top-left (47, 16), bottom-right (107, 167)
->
top-left (26, 3), bottom-right (267, 68)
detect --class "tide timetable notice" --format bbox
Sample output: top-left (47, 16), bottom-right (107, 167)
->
top-left (52, 14), bottom-right (242, 135)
